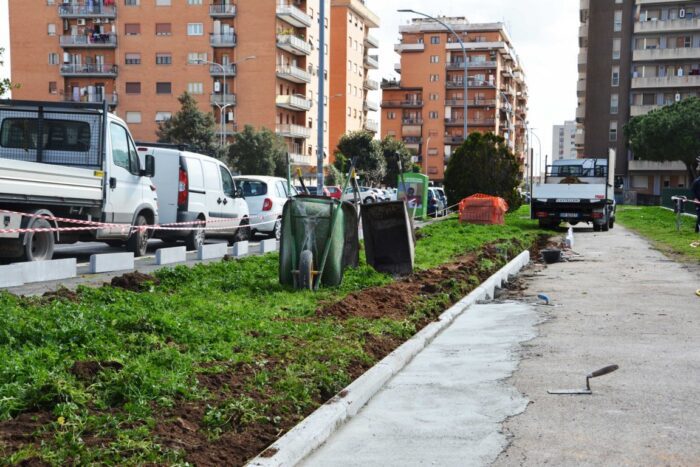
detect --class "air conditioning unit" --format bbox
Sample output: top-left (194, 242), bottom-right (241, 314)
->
top-left (675, 92), bottom-right (681, 102)
top-left (103, 19), bottom-right (109, 23)
top-left (680, 8), bottom-right (686, 18)
top-left (77, 18), bottom-right (86, 26)
top-left (94, 19), bottom-right (101, 24)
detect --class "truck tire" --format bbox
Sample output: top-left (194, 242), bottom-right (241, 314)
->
top-left (23, 218), bottom-right (55, 262)
top-left (127, 214), bottom-right (150, 257)
top-left (593, 223), bottom-right (602, 232)
top-left (233, 218), bottom-right (250, 243)
top-left (602, 215), bottom-right (610, 232)
top-left (608, 218), bottom-right (615, 229)
top-left (185, 219), bottom-right (206, 251)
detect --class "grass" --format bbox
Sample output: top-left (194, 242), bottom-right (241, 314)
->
top-left (0, 207), bottom-right (545, 465)
top-left (616, 206), bottom-right (700, 263)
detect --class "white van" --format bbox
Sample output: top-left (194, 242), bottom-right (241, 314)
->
top-left (140, 144), bottom-right (249, 249)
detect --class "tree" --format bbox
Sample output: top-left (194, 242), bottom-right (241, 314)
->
top-left (157, 92), bottom-right (220, 157)
top-left (334, 130), bottom-right (385, 185)
top-left (379, 136), bottom-right (414, 187)
top-left (444, 132), bottom-right (522, 212)
top-left (0, 48), bottom-right (19, 97)
top-left (625, 97), bottom-right (700, 180)
top-left (227, 125), bottom-right (287, 177)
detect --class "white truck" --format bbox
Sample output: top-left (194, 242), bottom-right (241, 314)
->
top-left (0, 100), bottom-right (158, 261)
top-left (531, 150), bottom-right (616, 232)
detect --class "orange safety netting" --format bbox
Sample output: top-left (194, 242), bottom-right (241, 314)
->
top-left (458, 194), bottom-right (509, 225)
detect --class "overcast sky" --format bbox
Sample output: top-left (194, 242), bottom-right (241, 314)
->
top-left (0, 0), bottom-right (578, 166)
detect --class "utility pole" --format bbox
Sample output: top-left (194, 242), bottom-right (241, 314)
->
top-left (316, 0), bottom-right (326, 192)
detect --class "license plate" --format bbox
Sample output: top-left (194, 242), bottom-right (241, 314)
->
top-left (560, 213), bottom-right (579, 218)
top-left (556, 199), bottom-right (580, 203)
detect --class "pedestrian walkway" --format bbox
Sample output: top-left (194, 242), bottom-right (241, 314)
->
top-left (302, 302), bottom-right (539, 467)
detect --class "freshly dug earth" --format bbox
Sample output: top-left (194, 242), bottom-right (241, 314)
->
top-left (109, 271), bottom-right (160, 292)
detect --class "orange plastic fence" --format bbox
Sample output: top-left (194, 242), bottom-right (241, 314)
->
top-left (458, 194), bottom-right (509, 225)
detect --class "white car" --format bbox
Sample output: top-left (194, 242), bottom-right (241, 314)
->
top-left (342, 186), bottom-right (378, 204)
top-left (234, 176), bottom-right (297, 240)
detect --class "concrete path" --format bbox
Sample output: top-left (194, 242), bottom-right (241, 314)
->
top-left (495, 225), bottom-right (700, 466)
top-left (302, 302), bottom-right (540, 467)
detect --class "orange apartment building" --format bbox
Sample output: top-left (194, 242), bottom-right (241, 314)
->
top-left (328, 0), bottom-right (379, 160)
top-left (381, 17), bottom-right (528, 183)
top-left (7, 0), bottom-right (353, 176)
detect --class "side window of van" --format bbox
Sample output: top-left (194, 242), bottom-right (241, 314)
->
top-left (202, 161), bottom-right (221, 191)
top-left (220, 165), bottom-right (235, 197)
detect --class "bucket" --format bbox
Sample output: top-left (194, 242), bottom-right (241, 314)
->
top-left (541, 249), bottom-right (562, 264)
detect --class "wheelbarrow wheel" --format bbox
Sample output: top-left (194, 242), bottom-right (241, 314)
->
top-left (298, 249), bottom-right (314, 290)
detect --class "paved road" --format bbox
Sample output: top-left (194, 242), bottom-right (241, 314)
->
top-left (495, 224), bottom-right (700, 466)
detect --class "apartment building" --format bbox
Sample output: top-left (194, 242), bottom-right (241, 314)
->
top-left (577, 0), bottom-right (692, 201)
top-left (380, 17), bottom-right (528, 184)
top-left (328, 0), bottom-right (380, 160)
top-left (552, 120), bottom-right (578, 160)
top-left (7, 0), bottom-right (331, 176)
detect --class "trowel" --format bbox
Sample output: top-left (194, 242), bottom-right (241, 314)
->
top-left (548, 365), bottom-right (619, 395)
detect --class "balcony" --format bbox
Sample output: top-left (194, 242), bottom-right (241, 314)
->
top-left (209, 63), bottom-right (237, 77)
top-left (402, 118), bottom-right (423, 125)
top-left (578, 48), bottom-right (587, 69)
top-left (209, 3), bottom-right (237, 18)
top-left (210, 93), bottom-right (237, 106)
top-left (577, 79), bottom-right (586, 95)
top-left (444, 118), bottom-right (496, 127)
top-left (394, 62), bottom-right (401, 73)
top-left (276, 124), bottom-right (311, 139)
top-left (446, 80), bottom-right (495, 89)
top-left (635, 17), bottom-right (700, 34)
top-left (574, 131), bottom-right (585, 147)
top-left (631, 75), bottom-right (700, 89)
top-left (289, 153), bottom-right (315, 166)
top-left (628, 160), bottom-right (687, 172)
top-left (446, 61), bottom-right (497, 70)
top-left (276, 94), bottom-right (312, 111)
top-left (210, 33), bottom-right (237, 47)
top-left (277, 34), bottom-right (312, 56)
top-left (277, 65), bottom-right (312, 84)
top-left (394, 43), bottom-right (425, 53)
top-left (60, 63), bottom-right (118, 77)
top-left (363, 79), bottom-right (379, 91)
top-left (445, 99), bottom-right (497, 107)
top-left (58, 3), bottom-right (116, 18)
top-left (364, 55), bottom-right (379, 69)
top-left (579, 22), bottom-right (589, 38)
top-left (60, 34), bottom-right (117, 48)
top-left (630, 104), bottom-right (662, 116)
top-left (64, 92), bottom-right (118, 107)
top-left (276, 4), bottom-right (313, 28)
top-left (364, 101), bottom-right (379, 112)
top-left (381, 100), bottom-right (423, 108)
top-left (633, 47), bottom-right (700, 61)
top-left (576, 105), bottom-right (586, 121)
top-left (403, 137), bottom-right (423, 144)
top-left (364, 119), bottom-right (379, 133)
top-left (365, 34), bottom-right (380, 49)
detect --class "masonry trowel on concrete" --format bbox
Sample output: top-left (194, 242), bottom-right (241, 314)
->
top-left (548, 365), bottom-right (619, 395)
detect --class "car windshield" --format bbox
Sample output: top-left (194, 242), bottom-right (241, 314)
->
top-left (235, 180), bottom-right (268, 197)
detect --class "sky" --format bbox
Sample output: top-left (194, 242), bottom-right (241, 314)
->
top-left (0, 0), bottom-right (578, 169)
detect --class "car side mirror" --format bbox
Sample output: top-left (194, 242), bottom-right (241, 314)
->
top-left (235, 188), bottom-right (245, 199)
top-left (141, 154), bottom-right (155, 178)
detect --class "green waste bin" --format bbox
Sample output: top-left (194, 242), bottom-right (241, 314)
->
top-left (397, 172), bottom-right (429, 219)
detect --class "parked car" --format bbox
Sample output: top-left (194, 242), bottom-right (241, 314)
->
top-left (387, 188), bottom-right (398, 201)
top-left (434, 187), bottom-right (448, 214)
top-left (295, 185), bottom-right (331, 197)
top-left (236, 176), bottom-right (296, 240)
top-left (326, 185), bottom-right (342, 200)
top-left (342, 186), bottom-right (378, 204)
top-left (146, 145), bottom-right (250, 249)
top-left (427, 188), bottom-right (446, 217)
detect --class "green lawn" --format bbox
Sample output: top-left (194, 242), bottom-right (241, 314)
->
top-left (0, 207), bottom-right (544, 465)
top-left (616, 206), bottom-right (700, 263)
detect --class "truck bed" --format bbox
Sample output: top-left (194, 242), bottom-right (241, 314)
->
top-left (532, 183), bottom-right (608, 201)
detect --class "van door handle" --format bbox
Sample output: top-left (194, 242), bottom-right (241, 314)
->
top-left (223, 198), bottom-right (228, 205)
top-left (217, 198), bottom-right (222, 204)
top-left (109, 177), bottom-right (117, 189)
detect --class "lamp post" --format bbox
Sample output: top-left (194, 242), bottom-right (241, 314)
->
top-left (398, 9), bottom-right (468, 141)
top-left (317, 0), bottom-right (327, 192)
top-left (197, 55), bottom-right (256, 147)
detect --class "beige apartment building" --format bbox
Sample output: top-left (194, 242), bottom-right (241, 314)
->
top-left (381, 17), bottom-right (528, 183)
top-left (7, 0), bottom-right (373, 177)
top-left (328, 0), bottom-right (379, 161)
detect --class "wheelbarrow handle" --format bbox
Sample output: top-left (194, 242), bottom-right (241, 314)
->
top-left (587, 364), bottom-right (619, 379)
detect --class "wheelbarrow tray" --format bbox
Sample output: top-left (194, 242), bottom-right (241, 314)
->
top-left (361, 201), bottom-right (415, 275)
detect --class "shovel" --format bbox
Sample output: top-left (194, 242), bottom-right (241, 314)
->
top-left (548, 364), bottom-right (619, 395)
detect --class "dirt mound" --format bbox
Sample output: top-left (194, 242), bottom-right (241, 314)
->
top-left (69, 361), bottom-right (123, 381)
top-left (42, 287), bottom-right (79, 302)
top-left (318, 282), bottom-right (420, 320)
top-left (110, 272), bottom-right (160, 292)
top-left (0, 411), bottom-right (52, 460)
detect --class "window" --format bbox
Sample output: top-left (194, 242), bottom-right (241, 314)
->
top-left (429, 111), bottom-right (439, 119)
top-left (48, 53), bottom-right (59, 65)
top-left (156, 0), bottom-right (171, 5)
top-left (612, 38), bottom-right (621, 59)
top-left (220, 166), bottom-right (235, 197)
top-left (125, 53), bottom-right (141, 65)
top-left (609, 121), bottom-right (618, 141)
top-left (47, 23), bottom-right (56, 36)
top-left (430, 36), bottom-right (440, 44)
top-left (111, 122), bottom-right (139, 175)
top-left (610, 94), bottom-right (619, 114)
top-left (125, 23), bottom-right (141, 35)
top-left (125, 82), bottom-right (141, 94)
top-left (348, 37), bottom-right (352, 47)
top-left (125, 0), bottom-right (139, 5)
top-left (156, 82), bottom-right (172, 94)
top-left (125, 111), bottom-right (142, 124)
top-left (429, 74), bottom-right (439, 82)
top-left (48, 81), bottom-right (57, 94)
top-left (387, 112), bottom-right (396, 120)
top-left (187, 23), bottom-right (203, 36)
top-left (611, 66), bottom-right (620, 86)
top-left (1, 118), bottom-right (92, 155)
top-left (613, 10), bottom-right (622, 32)
top-left (188, 52), bottom-right (207, 64)
top-left (347, 106), bottom-right (352, 116)
top-left (430, 55), bottom-right (439, 64)
top-left (430, 93), bottom-right (439, 101)
top-left (155, 111), bottom-right (172, 122)
top-left (156, 53), bottom-right (172, 65)
top-left (155, 23), bottom-right (172, 36)
top-left (187, 0), bottom-right (202, 4)
top-left (187, 82), bottom-right (203, 94)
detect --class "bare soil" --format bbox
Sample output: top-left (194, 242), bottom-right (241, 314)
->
top-left (69, 361), bottom-right (124, 382)
top-left (109, 271), bottom-right (160, 292)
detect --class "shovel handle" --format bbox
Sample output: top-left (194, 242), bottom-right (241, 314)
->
top-left (588, 364), bottom-right (619, 379)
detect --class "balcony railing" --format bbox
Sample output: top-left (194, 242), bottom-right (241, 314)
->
top-left (276, 94), bottom-right (312, 111)
top-left (402, 118), bottom-right (423, 125)
top-left (60, 63), bottom-right (118, 77)
top-left (635, 17), bottom-right (700, 34)
top-left (60, 34), bottom-right (117, 47)
top-left (444, 118), bottom-right (496, 126)
top-left (446, 80), bottom-right (495, 89)
top-left (276, 34), bottom-right (312, 55)
top-left (631, 74), bottom-right (700, 89)
top-left (364, 101), bottom-right (379, 112)
top-left (364, 55), bottom-right (379, 69)
top-left (64, 92), bottom-right (118, 106)
top-left (446, 61), bottom-right (497, 70)
top-left (276, 124), bottom-right (311, 139)
top-left (210, 93), bottom-right (237, 106)
top-left (365, 34), bottom-right (380, 49)
top-left (403, 137), bottom-right (422, 144)
top-left (364, 119), bottom-right (379, 132)
top-left (209, 3), bottom-right (237, 18)
top-left (276, 4), bottom-right (312, 28)
top-left (209, 63), bottom-right (237, 76)
top-left (276, 65), bottom-right (312, 84)
top-left (210, 33), bottom-right (237, 47)
top-left (445, 99), bottom-right (497, 107)
top-left (381, 100), bottom-right (423, 108)
top-left (630, 104), bottom-right (662, 116)
top-left (58, 4), bottom-right (116, 18)
top-left (363, 79), bottom-right (379, 91)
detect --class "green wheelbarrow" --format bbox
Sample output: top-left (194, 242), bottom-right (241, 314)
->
top-left (279, 195), bottom-right (359, 290)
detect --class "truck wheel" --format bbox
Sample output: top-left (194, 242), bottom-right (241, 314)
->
top-left (593, 223), bottom-right (602, 232)
top-left (23, 218), bottom-right (55, 262)
top-left (185, 220), bottom-right (206, 251)
top-left (127, 215), bottom-right (150, 257)
top-left (538, 219), bottom-right (550, 229)
top-left (233, 218), bottom-right (250, 243)
top-left (602, 216), bottom-right (610, 232)
top-left (608, 217), bottom-right (615, 229)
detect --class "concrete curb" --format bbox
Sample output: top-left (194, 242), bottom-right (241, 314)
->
top-left (245, 250), bottom-right (531, 467)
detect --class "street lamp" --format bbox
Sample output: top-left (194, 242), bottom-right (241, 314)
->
top-left (398, 9), bottom-right (468, 141)
top-left (197, 55), bottom-right (256, 147)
